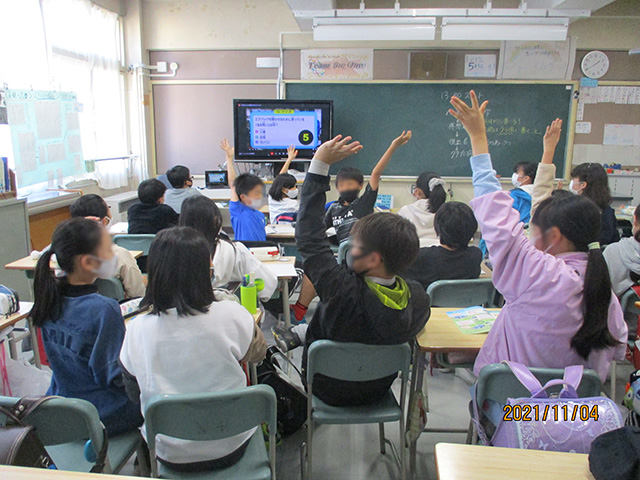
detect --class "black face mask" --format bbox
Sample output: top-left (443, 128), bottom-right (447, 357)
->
top-left (345, 245), bottom-right (372, 275)
top-left (339, 189), bottom-right (360, 203)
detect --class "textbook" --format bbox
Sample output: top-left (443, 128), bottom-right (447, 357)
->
top-left (447, 306), bottom-right (499, 335)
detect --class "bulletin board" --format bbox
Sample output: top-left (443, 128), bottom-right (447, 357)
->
top-left (5, 89), bottom-right (84, 188)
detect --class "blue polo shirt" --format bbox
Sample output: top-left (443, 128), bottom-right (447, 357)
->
top-left (230, 200), bottom-right (266, 241)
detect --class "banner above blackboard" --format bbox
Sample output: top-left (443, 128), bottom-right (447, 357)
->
top-left (300, 49), bottom-right (373, 80)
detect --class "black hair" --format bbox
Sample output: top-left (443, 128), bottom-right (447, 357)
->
top-left (514, 162), bottom-right (537, 183)
top-left (570, 163), bottom-right (612, 210)
top-left (531, 193), bottom-right (620, 360)
top-left (138, 179), bottom-right (167, 204)
top-left (140, 227), bottom-right (215, 316)
top-left (234, 173), bottom-right (264, 198)
top-left (416, 171), bottom-right (447, 214)
top-left (268, 173), bottom-right (297, 202)
top-left (351, 213), bottom-right (419, 275)
top-left (634, 204), bottom-right (640, 244)
top-left (69, 194), bottom-right (109, 219)
top-left (30, 218), bottom-right (105, 327)
top-left (166, 165), bottom-right (191, 189)
top-left (434, 202), bottom-right (478, 250)
top-left (179, 195), bottom-right (233, 256)
top-left (336, 167), bottom-right (364, 187)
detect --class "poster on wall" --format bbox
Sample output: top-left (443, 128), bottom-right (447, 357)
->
top-left (497, 38), bottom-right (576, 80)
top-left (464, 54), bottom-right (497, 78)
top-left (301, 49), bottom-right (374, 80)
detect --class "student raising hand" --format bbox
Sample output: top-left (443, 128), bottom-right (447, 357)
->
top-left (541, 118), bottom-right (563, 164)
top-left (448, 90), bottom-right (489, 156)
top-left (280, 145), bottom-right (298, 174)
top-left (314, 135), bottom-right (363, 165)
top-left (220, 138), bottom-right (234, 158)
top-left (370, 130), bottom-right (412, 191)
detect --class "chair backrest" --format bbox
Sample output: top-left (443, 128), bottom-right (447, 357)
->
top-left (620, 288), bottom-right (640, 315)
top-left (0, 396), bottom-right (106, 453)
top-left (113, 234), bottom-right (156, 256)
top-left (144, 385), bottom-right (277, 450)
top-left (94, 277), bottom-right (126, 302)
top-left (306, 340), bottom-right (411, 385)
top-left (427, 278), bottom-right (497, 308)
top-left (336, 240), bottom-right (350, 264)
top-left (475, 363), bottom-right (603, 410)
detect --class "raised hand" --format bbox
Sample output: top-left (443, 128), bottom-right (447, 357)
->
top-left (314, 135), bottom-right (363, 165)
top-left (541, 118), bottom-right (563, 165)
top-left (391, 130), bottom-right (412, 149)
top-left (448, 91), bottom-right (489, 156)
top-left (287, 145), bottom-right (298, 161)
top-left (219, 138), bottom-right (234, 158)
top-left (543, 118), bottom-right (563, 152)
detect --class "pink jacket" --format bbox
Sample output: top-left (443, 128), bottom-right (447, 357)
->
top-left (470, 156), bottom-right (627, 382)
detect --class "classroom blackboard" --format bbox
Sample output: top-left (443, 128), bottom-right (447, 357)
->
top-left (286, 82), bottom-right (574, 177)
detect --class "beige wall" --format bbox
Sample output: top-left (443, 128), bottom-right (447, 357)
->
top-left (141, 0), bottom-right (639, 51)
top-left (137, 0), bottom-right (639, 204)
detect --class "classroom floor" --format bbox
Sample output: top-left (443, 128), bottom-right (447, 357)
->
top-left (114, 293), bottom-right (634, 479)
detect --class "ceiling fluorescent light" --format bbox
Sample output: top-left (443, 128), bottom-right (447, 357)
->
top-left (313, 17), bottom-right (436, 42)
top-left (441, 17), bottom-right (568, 41)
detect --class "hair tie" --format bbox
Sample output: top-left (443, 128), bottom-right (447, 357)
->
top-left (587, 242), bottom-right (600, 251)
top-left (429, 178), bottom-right (446, 191)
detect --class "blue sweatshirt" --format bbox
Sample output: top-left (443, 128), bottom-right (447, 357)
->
top-left (41, 284), bottom-right (142, 436)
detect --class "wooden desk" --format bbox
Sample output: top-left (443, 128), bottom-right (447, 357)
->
top-left (0, 301), bottom-right (33, 331)
top-left (415, 308), bottom-right (499, 353)
top-left (435, 443), bottom-right (593, 480)
top-left (265, 224), bottom-right (295, 239)
top-left (0, 465), bottom-right (141, 480)
top-left (5, 251), bottom-right (143, 271)
top-left (409, 307), bottom-right (501, 476)
top-left (0, 301), bottom-right (40, 368)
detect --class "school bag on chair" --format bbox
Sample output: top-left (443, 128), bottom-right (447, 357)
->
top-left (474, 361), bottom-right (623, 454)
top-left (0, 396), bottom-right (57, 469)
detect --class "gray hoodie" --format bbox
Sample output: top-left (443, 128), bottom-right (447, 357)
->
top-left (603, 237), bottom-right (640, 297)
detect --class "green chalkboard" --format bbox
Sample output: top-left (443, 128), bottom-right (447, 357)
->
top-left (286, 82), bottom-right (574, 177)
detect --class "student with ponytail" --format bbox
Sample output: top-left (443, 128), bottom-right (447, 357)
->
top-left (398, 171), bottom-right (448, 247)
top-left (449, 90), bottom-right (627, 381)
top-left (30, 218), bottom-right (142, 435)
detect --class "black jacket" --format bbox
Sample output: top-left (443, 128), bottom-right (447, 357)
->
top-left (127, 203), bottom-right (179, 235)
top-left (296, 171), bottom-right (430, 406)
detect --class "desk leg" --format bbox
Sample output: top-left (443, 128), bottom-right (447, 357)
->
top-left (281, 278), bottom-right (292, 373)
top-left (249, 362), bottom-right (258, 385)
top-left (27, 318), bottom-right (42, 369)
top-left (408, 347), bottom-right (427, 479)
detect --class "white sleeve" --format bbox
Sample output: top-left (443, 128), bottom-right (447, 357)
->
top-left (235, 243), bottom-right (278, 301)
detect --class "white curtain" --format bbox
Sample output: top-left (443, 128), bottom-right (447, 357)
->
top-left (43, 0), bottom-right (129, 189)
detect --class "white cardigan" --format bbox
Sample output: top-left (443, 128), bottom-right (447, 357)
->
top-left (398, 199), bottom-right (439, 248)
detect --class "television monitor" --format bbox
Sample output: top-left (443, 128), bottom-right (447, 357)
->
top-left (233, 99), bottom-right (333, 161)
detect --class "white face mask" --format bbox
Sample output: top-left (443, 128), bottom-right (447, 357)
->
top-left (511, 173), bottom-right (522, 188)
top-left (285, 188), bottom-right (298, 199)
top-left (569, 180), bottom-right (580, 195)
top-left (247, 197), bottom-right (263, 210)
top-left (90, 255), bottom-right (118, 279)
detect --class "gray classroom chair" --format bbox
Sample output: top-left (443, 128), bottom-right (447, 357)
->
top-left (113, 234), bottom-right (156, 256)
top-left (470, 363), bottom-right (602, 445)
top-left (0, 396), bottom-right (143, 474)
top-left (426, 278), bottom-right (498, 308)
top-left (304, 340), bottom-right (411, 480)
top-left (336, 240), bottom-right (350, 264)
top-left (94, 277), bottom-right (126, 302)
top-left (144, 385), bottom-right (277, 479)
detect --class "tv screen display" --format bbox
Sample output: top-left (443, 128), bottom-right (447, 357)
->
top-left (234, 100), bottom-right (333, 161)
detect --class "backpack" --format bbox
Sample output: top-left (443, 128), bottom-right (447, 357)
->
top-left (474, 361), bottom-right (623, 454)
top-left (0, 396), bottom-right (108, 472)
top-left (257, 346), bottom-right (307, 437)
top-left (0, 285), bottom-right (19, 316)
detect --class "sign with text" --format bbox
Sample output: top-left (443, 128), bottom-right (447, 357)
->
top-left (301, 49), bottom-right (373, 80)
top-left (498, 38), bottom-right (576, 80)
top-left (464, 54), bottom-right (497, 78)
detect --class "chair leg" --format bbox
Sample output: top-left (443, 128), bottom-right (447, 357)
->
top-left (610, 361), bottom-right (617, 403)
top-left (465, 419), bottom-right (474, 445)
top-left (400, 418), bottom-right (407, 480)
top-left (375, 423), bottom-right (385, 454)
top-left (307, 420), bottom-right (314, 479)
